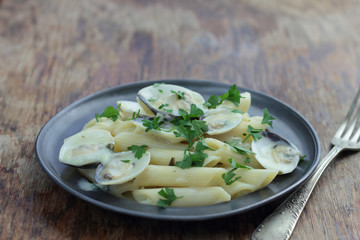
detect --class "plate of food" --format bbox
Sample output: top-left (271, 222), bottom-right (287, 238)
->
top-left (35, 79), bottom-right (321, 221)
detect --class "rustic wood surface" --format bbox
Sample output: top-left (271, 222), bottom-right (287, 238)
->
top-left (1, 0), bottom-right (359, 239)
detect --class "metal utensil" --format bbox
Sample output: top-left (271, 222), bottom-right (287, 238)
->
top-left (252, 87), bottom-right (360, 240)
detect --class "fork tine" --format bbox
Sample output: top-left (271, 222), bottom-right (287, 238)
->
top-left (344, 102), bottom-right (360, 140)
top-left (350, 123), bottom-right (360, 142)
top-left (334, 87), bottom-right (360, 139)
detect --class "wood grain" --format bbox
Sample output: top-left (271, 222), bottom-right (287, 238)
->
top-left (0, 0), bottom-right (359, 239)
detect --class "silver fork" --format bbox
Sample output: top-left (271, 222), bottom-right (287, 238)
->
top-left (252, 87), bottom-right (360, 240)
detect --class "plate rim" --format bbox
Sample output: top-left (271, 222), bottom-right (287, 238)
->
top-left (35, 79), bottom-right (321, 221)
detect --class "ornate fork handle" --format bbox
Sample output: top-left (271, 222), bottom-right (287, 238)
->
top-left (252, 145), bottom-right (343, 240)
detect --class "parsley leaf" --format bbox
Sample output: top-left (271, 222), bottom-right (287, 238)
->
top-left (173, 125), bottom-right (199, 144)
top-left (222, 168), bottom-right (241, 185)
top-left (194, 138), bottom-right (216, 152)
top-left (174, 150), bottom-right (208, 168)
top-left (148, 97), bottom-right (157, 102)
top-left (204, 84), bottom-right (243, 109)
top-left (127, 145), bottom-right (148, 159)
top-left (242, 125), bottom-right (263, 143)
top-left (220, 84), bottom-right (241, 107)
top-left (178, 104), bottom-right (205, 120)
top-left (171, 90), bottom-right (185, 100)
top-left (95, 105), bottom-right (121, 122)
top-left (142, 117), bottom-right (165, 132)
top-left (225, 139), bottom-right (254, 155)
top-left (228, 158), bottom-right (253, 169)
top-left (174, 139), bottom-right (214, 168)
top-left (299, 155), bottom-right (307, 162)
top-left (131, 110), bottom-right (140, 120)
top-left (158, 104), bottom-right (173, 113)
top-left (170, 105), bottom-right (211, 169)
top-left (158, 104), bottom-right (169, 109)
top-left (157, 187), bottom-right (183, 208)
top-left (231, 109), bottom-right (244, 114)
top-left (262, 108), bottom-right (275, 128)
top-left (204, 95), bottom-right (221, 109)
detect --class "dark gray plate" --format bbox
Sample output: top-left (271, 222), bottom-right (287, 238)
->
top-left (35, 79), bottom-right (321, 221)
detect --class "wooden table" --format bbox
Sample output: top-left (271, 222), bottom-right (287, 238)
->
top-left (1, 0), bottom-right (359, 239)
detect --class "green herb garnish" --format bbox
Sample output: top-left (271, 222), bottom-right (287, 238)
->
top-left (231, 109), bottom-right (244, 114)
top-left (158, 104), bottom-right (169, 109)
top-left (299, 155), bottom-right (307, 162)
top-left (171, 90), bottom-right (185, 100)
top-left (131, 110), bottom-right (140, 120)
top-left (170, 105), bottom-right (211, 169)
top-left (127, 145), bottom-right (148, 159)
top-left (228, 158), bottom-right (253, 169)
top-left (204, 84), bottom-right (243, 109)
top-left (148, 97), bottom-right (157, 102)
top-left (174, 138), bottom-right (214, 168)
top-left (142, 117), bottom-right (165, 132)
top-left (222, 168), bottom-right (241, 185)
top-left (262, 108), bottom-right (275, 128)
top-left (242, 125), bottom-right (263, 143)
top-left (95, 105), bottom-right (121, 122)
top-left (225, 139), bottom-right (254, 155)
top-left (157, 187), bottom-right (183, 208)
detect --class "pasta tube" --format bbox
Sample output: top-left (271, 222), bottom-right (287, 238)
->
top-left (133, 187), bottom-right (231, 207)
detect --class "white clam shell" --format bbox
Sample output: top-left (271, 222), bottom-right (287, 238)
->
top-left (95, 151), bottom-right (150, 185)
top-left (137, 83), bottom-right (205, 116)
top-left (59, 129), bottom-right (114, 167)
top-left (251, 131), bottom-right (301, 174)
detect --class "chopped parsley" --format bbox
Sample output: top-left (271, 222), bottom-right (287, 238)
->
top-left (121, 160), bottom-right (131, 163)
top-left (222, 168), bottom-right (241, 185)
top-left (174, 138), bottom-right (214, 168)
top-left (228, 158), bottom-right (253, 170)
top-left (204, 95), bottom-right (221, 109)
top-left (170, 105), bottom-right (212, 168)
top-left (158, 104), bottom-right (169, 109)
top-left (157, 187), bottom-right (183, 208)
top-left (171, 90), bottom-right (185, 100)
top-left (127, 145), bottom-right (148, 159)
top-left (204, 84), bottom-right (243, 109)
top-left (262, 108), bottom-right (275, 128)
top-left (299, 155), bottom-right (307, 162)
top-left (95, 105), bottom-right (121, 122)
top-left (158, 104), bottom-right (173, 113)
top-left (142, 117), bottom-right (165, 132)
top-left (231, 109), bottom-right (244, 114)
top-left (148, 97), bottom-right (157, 102)
top-left (222, 158), bottom-right (253, 185)
top-left (225, 139), bottom-right (254, 155)
top-left (171, 104), bottom-right (208, 148)
top-left (131, 110), bottom-right (140, 120)
top-left (242, 125), bottom-right (263, 143)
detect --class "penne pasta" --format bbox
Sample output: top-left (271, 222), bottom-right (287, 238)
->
top-left (133, 165), bottom-right (226, 187)
top-left (133, 187), bottom-right (231, 207)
